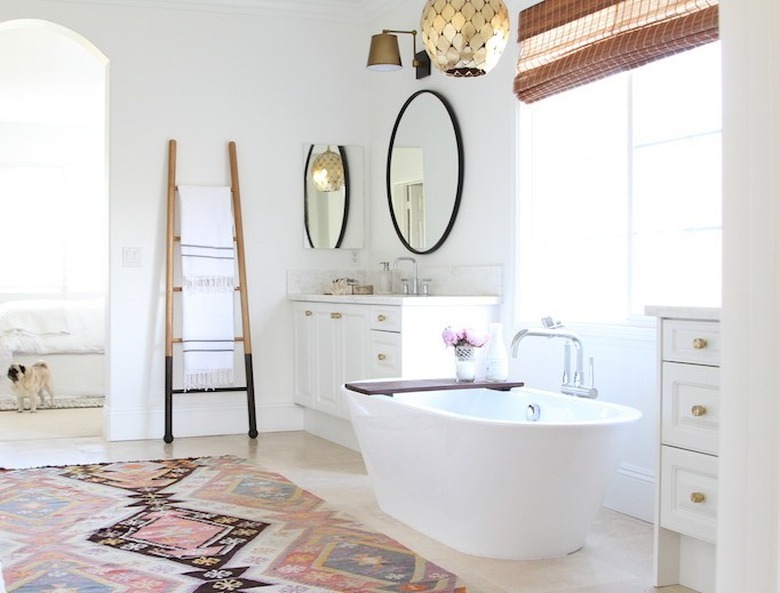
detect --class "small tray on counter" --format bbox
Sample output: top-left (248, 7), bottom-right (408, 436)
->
top-left (344, 378), bottom-right (525, 396)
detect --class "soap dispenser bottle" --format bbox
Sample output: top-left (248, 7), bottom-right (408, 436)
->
top-left (377, 262), bottom-right (392, 294)
top-left (484, 323), bottom-right (509, 382)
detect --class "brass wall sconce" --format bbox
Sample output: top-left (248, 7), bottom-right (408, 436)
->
top-left (367, 29), bottom-right (431, 79)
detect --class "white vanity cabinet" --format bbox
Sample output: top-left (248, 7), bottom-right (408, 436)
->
top-left (291, 294), bottom-right (500, 447)
top-left (292, 302), bottom-right (370, 418)
top-left (647, 306), bottom-right (720, 593)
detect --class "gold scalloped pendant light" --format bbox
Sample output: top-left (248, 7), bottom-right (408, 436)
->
top-left (311, 146), bottom-right (345, 192)
top-left (420, 0), bottom-right (510, 77)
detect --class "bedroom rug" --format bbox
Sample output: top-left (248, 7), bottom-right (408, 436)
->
top-left (0, 394), bottom-right (104, 412)
top-left (0, 455), bottom-right (467, 592)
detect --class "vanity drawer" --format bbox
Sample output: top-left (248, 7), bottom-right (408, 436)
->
top-left (660, 446), bottom-right (718, 543)
top-left (662, 320), bottom-right (720, 366)
top-left (369, 330), bottom-right (402, 377)
top-left (370, 306), bottom-right (401, 332)
top-left (662, 362), bottom-right (720, 455)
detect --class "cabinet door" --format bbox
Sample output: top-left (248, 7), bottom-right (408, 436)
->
top-left (314, 305), bottom-right (369, 418)
top-left (292, 305), bottom-right (317, 407)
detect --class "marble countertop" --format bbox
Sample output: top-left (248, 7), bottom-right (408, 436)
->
top-left (288, 293), bottom-right (502, 306)
top-left (644, 305), bottom-right (721, 320)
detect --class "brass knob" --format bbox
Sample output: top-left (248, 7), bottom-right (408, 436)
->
top-left (691, 405), bottom-right (707, 417)
top-left (690, 492), bottom-right (706, 504)
top-left (304, 310), bottom-right (313, 317)
top-left (330, 312), bottom-right (342, 319)
top-left (377, 353), bottom-right (387, 361)
top-left (692, 337), bottom-right (708, 350)
top-left (377, 314), bottom-right (386, 322)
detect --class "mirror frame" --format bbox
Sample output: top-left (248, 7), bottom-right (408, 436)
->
top-left (304, 144), bottom-right (350, 248)
top-left (386, 90), bottom-right (464, 255)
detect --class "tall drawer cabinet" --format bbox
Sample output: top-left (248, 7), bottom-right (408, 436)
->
top-left (647, 306), bottom-right (720, 593)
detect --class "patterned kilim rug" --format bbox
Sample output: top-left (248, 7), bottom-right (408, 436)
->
top-left (0, 455), bottom-right (467, 592)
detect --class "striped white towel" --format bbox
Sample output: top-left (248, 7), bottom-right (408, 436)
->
top-left (178, 185), bottom-right (235, 390)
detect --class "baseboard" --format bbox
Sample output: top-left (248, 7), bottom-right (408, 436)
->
top-left (104, 400), bottom-right (304, 441)
top-left (602, 462), bottom-right (655, 523)
top-left (302, 408), bottom-right (360, 452)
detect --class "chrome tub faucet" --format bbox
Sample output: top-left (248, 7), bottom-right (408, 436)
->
top-left (511, 317), bottom-right (598, 399)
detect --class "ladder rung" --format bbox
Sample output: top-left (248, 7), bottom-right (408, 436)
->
top-left (171, 386), bottom-right (248, 394)
top-left (173, 235), bottom-right (237, 241)
top-left (171, 337), bottom-right (245, 343)
top-left (172, 286), bottom-right (241, 292)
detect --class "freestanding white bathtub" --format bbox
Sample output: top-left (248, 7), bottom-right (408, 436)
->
top-left (344, 385), bottom-right (641, 560)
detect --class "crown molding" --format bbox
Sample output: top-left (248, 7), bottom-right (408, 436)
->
top-left (54, 0), bottom-right (397, 24)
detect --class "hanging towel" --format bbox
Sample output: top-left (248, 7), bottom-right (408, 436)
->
top-left (178, 185), bottom-right (235, 390)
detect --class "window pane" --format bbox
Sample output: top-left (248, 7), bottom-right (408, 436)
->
top-left (633, 133), bottom-right (722, 234)
top-left (519, 75), bottom-right (629, 322)
top-left (633, 229), bottom-right (721, 310)
top-left (633, 42), bottom-right (722, 145)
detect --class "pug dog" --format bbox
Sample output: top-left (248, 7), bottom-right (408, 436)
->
top-left (7, 360), bottom-right (55, 413)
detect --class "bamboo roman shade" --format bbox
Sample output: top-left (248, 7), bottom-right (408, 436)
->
top-left (515, 0), bottom-right (719, 103)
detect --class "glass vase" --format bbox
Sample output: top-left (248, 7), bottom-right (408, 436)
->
top-left (454, 345), bottom-right (476, 382)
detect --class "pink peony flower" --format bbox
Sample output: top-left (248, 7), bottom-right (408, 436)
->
top-left (442, 326), bottom-right (489, 348)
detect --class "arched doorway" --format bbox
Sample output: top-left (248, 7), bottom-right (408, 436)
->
top-left (0, 19), bottom-right (108, 439)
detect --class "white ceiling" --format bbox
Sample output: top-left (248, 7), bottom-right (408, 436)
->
top-left (59, 0), bottom-right (398, 23)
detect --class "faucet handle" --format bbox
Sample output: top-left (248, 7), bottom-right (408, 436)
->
top-left (542, 316), bottom-right (564, 329)
top-left (400, 278), bottom-right (410, 295)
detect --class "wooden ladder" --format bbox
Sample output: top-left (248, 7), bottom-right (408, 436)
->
top-left (164, 139), bottom-right (257, 443)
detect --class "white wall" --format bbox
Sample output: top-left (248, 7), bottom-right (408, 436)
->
top-left (0, 0), bottom-right (373, 440)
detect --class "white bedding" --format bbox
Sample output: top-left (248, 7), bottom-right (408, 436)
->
top-left (0, 299), bottom-right (105, 364)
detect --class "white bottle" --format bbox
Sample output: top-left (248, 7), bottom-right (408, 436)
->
top-left (377, 261), bottom-right (392, 294)
top-left (484, 323), bottom-right (509, 382)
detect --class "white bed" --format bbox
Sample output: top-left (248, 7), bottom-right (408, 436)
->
top-left (0, 298), bottom-right (105, 399)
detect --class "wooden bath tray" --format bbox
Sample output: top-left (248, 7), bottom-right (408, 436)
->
top-left (344, 378), bottom-right (525, 396)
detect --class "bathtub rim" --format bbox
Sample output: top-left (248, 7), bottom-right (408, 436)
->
top-left (345, 385), bottom-right (642, 427)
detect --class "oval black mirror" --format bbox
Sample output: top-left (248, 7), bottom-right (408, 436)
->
top-left (304, 144), bottom-right (350, 248)
top-left (386, 90), bottom-right (463, 254)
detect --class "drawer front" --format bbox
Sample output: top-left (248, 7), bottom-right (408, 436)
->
top-left (660, 446), bottom-right (718, 543)
top-left (369, 330), bottom-right (402, 377)
top-left (369, 306), bottom-right (401, 332)
top-left (662, 362), bottom-right (720, 455)
top-left (662, 320), bottom-right (720, 366)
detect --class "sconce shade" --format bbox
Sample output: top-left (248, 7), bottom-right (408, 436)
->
top-left (311, 147), bottom-right (345, 192)
top-left (420, 0), bottom-right (510, 77)
top-left (367, 32), bottom-right (403, 71)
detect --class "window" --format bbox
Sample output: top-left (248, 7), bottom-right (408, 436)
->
top-left (516, 42), bottom-right (721, 324)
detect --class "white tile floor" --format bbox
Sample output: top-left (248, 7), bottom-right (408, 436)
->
top-left (0, 419), bottom-right (695, 593)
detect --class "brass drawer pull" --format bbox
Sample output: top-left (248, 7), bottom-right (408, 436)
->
top-left (691, 405), bottom-right (708, 417)
top-left (692, 337), bottom-right (708, 350)
top-left (330, 312), bottom-right (342, 319)
top-left (690, 492), bottom-right (706, 504)
top-left (377, 314), bottom-right (387, 322)
top-left (305, 310), bottom-right (313, 316)
top-left (377, 353), bottom-right (387, 361)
